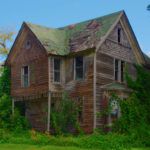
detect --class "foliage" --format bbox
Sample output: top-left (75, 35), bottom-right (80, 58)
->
top-left (0, 129), bottom-right (148, 150)
top-left (0, 27), bottom-right (14, 56)
top-left (50, 94), bottom-right (83, 135)
top-left (0, 67), bottom-right (11, 97)
top-left (0, 67), bottom-right (30, 131)
top-left (112, 64), bottom-right (150, 146)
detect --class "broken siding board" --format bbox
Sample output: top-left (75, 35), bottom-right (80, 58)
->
top-left (95, 21), bottom-right (138, 129)
top-left (66, 52), bottom-right (94, 134)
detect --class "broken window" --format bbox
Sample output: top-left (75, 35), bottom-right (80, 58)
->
top-left (110, 99), bottom-right (119, 119)
top-left (54, 58), bottom-right (61, 82)
top-left (115, 59), bottom-right (119, 81)
top-left (118, 28), bottom-right (121, 43)
top-left (75, 56), bottom-right (83, 80)
top-left (114, 59), bottom-right (125, 82)
top-left (22, 66), bottom-right (29, 87)
top-left (121, 61), bottom-right (124, 82)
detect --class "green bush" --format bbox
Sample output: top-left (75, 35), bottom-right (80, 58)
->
top-left (50, 94), bottom-right (83, 135)
top-left (0, 67), bottom-right (30, 131)
top-left (112, 64), bottom-right (150, 146)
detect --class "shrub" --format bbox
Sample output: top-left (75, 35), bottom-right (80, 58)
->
top-left (112, 64), bottom-right (150, 146)
top-left (50, 94), bottom-right (82, 135)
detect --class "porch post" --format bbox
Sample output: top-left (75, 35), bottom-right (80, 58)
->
top-left (12, 98), bottom-right (15, 116)
top-left (47, 91), bottom-right (51, 132)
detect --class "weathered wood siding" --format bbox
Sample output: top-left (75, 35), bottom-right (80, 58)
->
top-left (96, 22), bottom-right (138, 128)
top-left (64, 51), bottom-right (94, 134)
top-left (11, 27), bottom-right (48, 97)
top-left (26, 98), bottom-right (48, 132)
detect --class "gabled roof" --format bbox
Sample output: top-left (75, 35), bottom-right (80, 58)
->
top-left (5, 10), bottom-right (150, 68)
top-left (25, 11), bottom-right (122, 55)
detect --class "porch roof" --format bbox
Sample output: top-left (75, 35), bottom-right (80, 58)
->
top-left (100, 83), bottom-right (132, 92)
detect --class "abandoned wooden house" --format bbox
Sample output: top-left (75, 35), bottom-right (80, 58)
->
top-left (5, 10), bottom-right (150, 134)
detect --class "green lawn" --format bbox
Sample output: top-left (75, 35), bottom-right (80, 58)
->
top-left (0, 144), bottom-right (150, 150)
top-left (0, 144), bottom-right (92, 150)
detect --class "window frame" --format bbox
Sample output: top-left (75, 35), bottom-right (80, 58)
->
top-left (21, 66), bottom-right (30, 88)
top-left (118, 28), bottom-right (121, 43)
top-left (53, 58), bottom-right (61, 83)
top-left (114, 58), bottom-right (125, 83)
top-left (121, 61), bottom-right (125, 83)
top-left (114, 59), bottom-right (119, 81)
top-left (74, 56), bottom-right (84, 80)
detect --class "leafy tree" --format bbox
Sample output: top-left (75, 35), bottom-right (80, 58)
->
top-left (0, 27), bottom-right (14, 56)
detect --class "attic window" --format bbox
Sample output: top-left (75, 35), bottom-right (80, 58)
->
top-left (74, 56), bottom-right (84, 80)
top-left (26, 41), bottom-right (31, 49)
top-left (118, 28), bottom-right (121, 43)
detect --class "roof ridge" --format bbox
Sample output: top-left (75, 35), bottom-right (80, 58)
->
top-left (23, 10), bottom-right (123, 56)
top-left (58, 10), bottom-right (123, 30)
top-left (25, 21), bottom-right (57, 30)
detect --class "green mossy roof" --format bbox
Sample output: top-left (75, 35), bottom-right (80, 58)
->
top-left (26, 11), bottom-right (122, 55)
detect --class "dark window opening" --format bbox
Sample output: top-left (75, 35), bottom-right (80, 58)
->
top-left (78, 98), bottom-right (84, 122)
top-left (115, 59), bottom-right (119, 81)
top-left (27, 41), bottom-right (31, 49)
top-left (118, 28), bottom-right (121, 43)
top-left (22, 66), bottom-right (29, 87)
top-left (54, 58), bottom-right (61, 82)
top-left (121, 61), bottom-right (124, 82)
top-left (75, 56), bottom-right (83, 80)
top-left (15, 101), bottom-right (26, 116)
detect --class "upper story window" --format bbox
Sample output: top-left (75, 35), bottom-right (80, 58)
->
top-left (115, 59), bottom-right (125, 83)
top-left (115, 59), bottom-right (119, 81)
top-left (121, 61), bottom-right (125, 82)
top-left (118, 28), bottom-right (121, 43)
top-left (22, 66), bottom-right (29, 87)
top-left (74, 56), bottom-right (84, 80)
top-left (54, 58), bottom-right (61, 83)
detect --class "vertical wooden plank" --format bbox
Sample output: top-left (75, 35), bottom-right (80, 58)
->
top-left (47, 91), bottom-right (51, 132)
top-left (12, 98), bottom-right (15, 115)
top-left (47, 56), bottom-right (51, 133)
top-left (93, 53), bottom-right (96, 129)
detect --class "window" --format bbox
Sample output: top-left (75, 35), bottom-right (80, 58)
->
top-left (118, 28), bottom-right (121, 43)
top-left (54, 58), bottom-right (61, 82)
top-left (121, 61), bottom-right (124, 82)
top-left (115, 59), bottom-right (119, 81)
top-left (75, 56), bottom-right (83, 80)
top-left (110, 99), bottom-right (119, 119)
top-left (22, 66), bottom-right (29, 87)
top-left (114, 59), bottom-right (125, 83)
top-left (26, 41), bottom-right (31, 49)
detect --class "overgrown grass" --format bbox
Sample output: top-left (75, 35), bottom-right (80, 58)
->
top-left (0, 144), bottom-right (92, 150)
top-left (0, 129), bottom-right (149, 150)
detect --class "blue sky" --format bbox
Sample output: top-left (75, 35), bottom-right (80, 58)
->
top-left (0, 0), bottom-right (150, 60)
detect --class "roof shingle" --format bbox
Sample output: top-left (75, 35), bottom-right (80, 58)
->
top-left (26, 11), bottom-right (122, 55)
